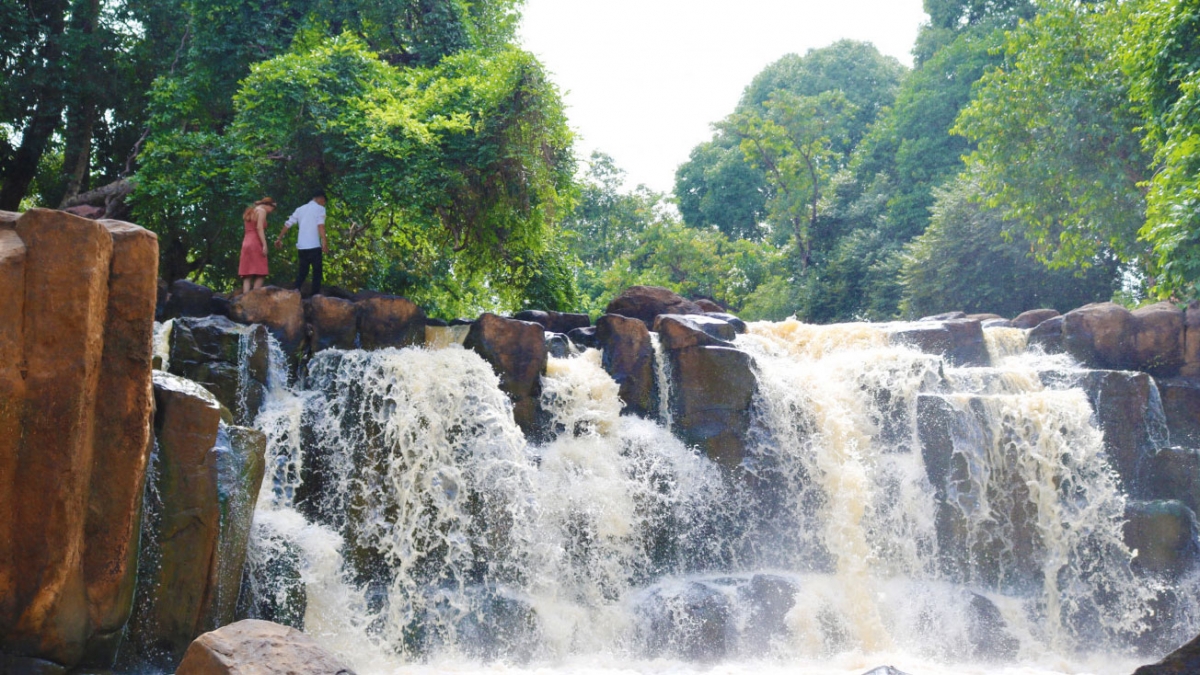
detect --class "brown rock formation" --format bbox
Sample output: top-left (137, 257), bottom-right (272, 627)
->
top-left (0, 227), bottom-right (25, 650)
top-left (176, 620), bottom-right (355, 675)
top-left (514, 309), bottom-right (590, 334)
top-left (1183, 301), bottom-right (1200, 378)
top-left (1063, 302), bottom-right (1136, 370)
top-left (1131, 302), bottom-right (1185, 377)
top-left (654, 314), bottom-right (737, 347)
top-left (229, 287), bottom-right (305, 357)
top-left (356, 295), bottom-right (425, 350)
top-left (606, 286), bottom-right (704, 328)
top-left (308, 295), bottom-right (358, 351)
top-left (595, 314), bottom-right (656, 418)
top-left (1011, 308), bottom-right (1060, 330)
top-left (463, 313), bottom-right (547, 435)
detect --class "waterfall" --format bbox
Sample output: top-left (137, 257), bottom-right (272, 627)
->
top-left (231, 319), bottom-right (1194, 674)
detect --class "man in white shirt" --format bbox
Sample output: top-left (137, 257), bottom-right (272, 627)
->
top-left (275, 192), bottom-right (329, 296)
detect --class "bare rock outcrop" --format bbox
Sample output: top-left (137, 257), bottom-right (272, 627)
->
top-left (464, 313), bottom-right (548, 435)
top-left (595, 314), bottom-right (656, 418)
top-left (0, 209), bottom-right (157, 671)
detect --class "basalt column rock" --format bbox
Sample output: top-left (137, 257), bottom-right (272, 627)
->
top-left (80, 220), bottom-right (160, 666)
top-left (124, 372), bottom-right (266, 672)
top-left (464, 313), bottom-right (548, 436)
top-left (3, 209), bottom-right (113, 669)
top-left (595, 314), bottom-right (656, 418)
top-left (0, 226), bottom-right (26, 661)
top-left (169, 316), bottom-right (271, 424)
top-left (654, 315), bottom-right (757, 470)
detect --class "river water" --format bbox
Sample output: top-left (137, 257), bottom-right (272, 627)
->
top-left (238, 320), bottom-right (1196, 675)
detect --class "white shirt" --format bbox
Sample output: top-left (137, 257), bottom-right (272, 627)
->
top-left (285, 200), bottom-right (326, 250)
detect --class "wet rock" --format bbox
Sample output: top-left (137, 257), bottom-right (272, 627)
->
top-left (888, 319), bottom-right (987, 367)
top-left (1063, 302), bottom-right (1136, 370)
top-left (210, 294), bottom-right (231, 318)
top-left (567, 325), bottom-right (599, 350)
top-left (967, 593), bottom-right (1019, 661)
top-left (654, 314), bottom-right (736, 348)
top-left (668, 345), bottom-right (757, 469)
top-left (638, 582), bottom-right (735, 661)
top-left (125, 373), bottom-right (266, 672)
top-left (1131, 302), bottom-right (1185, 377)
top-left (1183, 301), bottom-right (1200, 378)
top-left (1027, 315), bottom-right (1065, 353)
top-left (982, 318), bottom-right (1012, 328)
top-left (737, 574), bottom-right (799, 650)
top-left (706, 312), bottom-right (747, 334)
top-left (1157, 378), bottom-right (1200, 447)
top-left (464, 313), bottom-right (547, 436)
top-left (433, 586), bottom-right (540, 661)
top-left (1041, 369), bottom-right (1168, 492)
top-left (3, 209), bottom-right (114, 668)
top-left (230, 287), bottom-right (305, 359)
top-left (1134, 631), bottom-right (1200, 674)
top-left (175, 620), bottom-right (355, 675)
top-left (424, 324), bottom-right (470, 349)
top-left (1012, 308), bottom-right (1060, 329)
top-left (355, 295), bottom-right (425, 350)
top-left (1124, 500), bottom-right (1200, 579)
top-left (596, 314), bottom-right (656, 418)
top-left (165, 279), bottom-right (215, 319)
top-left (236, 526), bottom-right (307, 630)
top-left (308, 295), bottom-right (357, 352)
top-left (862, 668), bottom-right (912, 675)
top-left (514, 309), bottom-right (590, 334)
top-left (545, 332), bottom-right (570, 358)
top-left (606, 285), bottom-right (705, 328)
top-left (1142, 448), bottom-right (1200, 516)
top-left (169, 316), bottom-right (270, 425)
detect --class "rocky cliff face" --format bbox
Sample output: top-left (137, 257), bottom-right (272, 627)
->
top-left (0, 209), bottom-right (158, 672)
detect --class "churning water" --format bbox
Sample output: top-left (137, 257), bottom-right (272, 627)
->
top-left (236, 321), bottom-right (1194, 675)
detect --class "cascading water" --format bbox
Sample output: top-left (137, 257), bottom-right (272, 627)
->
top-left (232, 320), bottom-right (1197, 675)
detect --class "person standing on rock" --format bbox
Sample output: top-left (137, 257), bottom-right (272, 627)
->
top-left (275, 192), bottom-right (328, 296)
top-left (238, 197), bottom-right (276, 295)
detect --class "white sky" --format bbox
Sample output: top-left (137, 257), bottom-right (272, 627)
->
top-left (518, 0), bottom-right (929, 193)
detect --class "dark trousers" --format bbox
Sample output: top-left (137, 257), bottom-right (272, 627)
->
top-left (296, 247), bottom-right (323, 296)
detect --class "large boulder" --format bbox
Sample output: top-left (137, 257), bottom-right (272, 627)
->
top-left (1130, 302), bottom-right (1185, 377)
top-left (1183, 301), bottom-right (1200, 378)
top-left (355, 295), bottom-right (425, 350)
top-left (888, 319), bottom-right (987, 367)
top-left (1063, 302), bottom-right (1137, 370)
top-left (654, 314), bottom-right (737, 346)
top-left (513, 309), bottom-right (590, 335)
top-left (637, 582), bottom-right (735, 661)
top-left (307, 295), bottom-right (358, 352)
top-left (229, 287), bottom-right (305, 359)
top-left (662, 332), bottom-right (757, 469)
top-left (169, 316), bottom-right (271, 425)
top-left (606, 285), bottom-right (704, 328)
top-left (463, 313), bottom-right (547, 435)
top-left (1011, 308), bottom-right (1060, 329)
top-left (175, 620), bottom-right (355, 675)
top-left (1027, 315), bottom-right (1065, 354)
top-left (166, 279), bottom-right (216, 320)
top-left (1, 210), bottom-right (158, 671)
top-left (124, 373), bottom-right (266, 672)
top-left (595, 314), bottom-right (656, 418)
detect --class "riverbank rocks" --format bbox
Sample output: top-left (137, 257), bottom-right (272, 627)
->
top-left (1062, 302), bottom-right (1186, 376)
top-left (230, 287), bottom-right (305, 359)
top-left (123, 372), bottom-right (266, 672)
top-left (170, 316), bottom-right (271, 424)
top-left (888, 318), bottom-right (987, 367)
top-left (596, 314), bottom-right (656, 418)
top-left (1028, 315), bottom-right (1065, 353)
top-left (0, 209), bottom-right (158, 672)
top-left (514, 309), bottom-right (590, 334)
top-left (655, 316), bottom-right (756, 469)
top-left (1012, 308), bottom-right (1060, 329)
top-left (175, 620), bottom-right (355, 675)
top-left (356, 294), bottom-right (425, 350)
top-left (606, 285), bottom-right (705, 328)
top-left (308, 295), bottom-right (357, 351)
top-left (464, 313), bottom-right (548, 435)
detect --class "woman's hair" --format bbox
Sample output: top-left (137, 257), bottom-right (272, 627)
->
top-left (243, 197), bottom-right (276, 220)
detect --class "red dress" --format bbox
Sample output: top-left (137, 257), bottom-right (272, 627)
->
top-left (238, 215), bottom-right (268, 277)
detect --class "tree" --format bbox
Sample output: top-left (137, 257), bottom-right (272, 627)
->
top-left (954, 1), bottom-right (1151, 273)
top-left (898, 173), bottom-right (1119, 318)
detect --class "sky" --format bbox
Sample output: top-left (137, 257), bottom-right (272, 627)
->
top-left (518, 0), bottom-right (929, 193)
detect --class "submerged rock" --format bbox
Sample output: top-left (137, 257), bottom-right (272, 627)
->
top-left (175, 620), bottom-right (355, 675)
top-left (637, 582), bottom-right (736, 661)
top-left (1134, 631), bottom-right (1200, 674)
top-left (888, 319), bottom-right (987, 367)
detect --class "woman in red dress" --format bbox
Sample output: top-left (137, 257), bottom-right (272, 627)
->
top-left (239, 197), bottom-right (276, 294)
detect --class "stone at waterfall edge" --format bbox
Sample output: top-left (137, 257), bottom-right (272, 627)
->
top-left (176, 619), bottom-right (355, 675)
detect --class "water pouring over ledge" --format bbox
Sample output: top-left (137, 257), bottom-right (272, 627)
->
top-left (236, 318), bottom-right (1199, 675)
